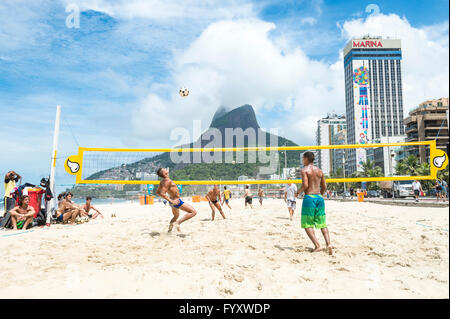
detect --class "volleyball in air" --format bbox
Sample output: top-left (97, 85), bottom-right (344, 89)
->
top-left (179, 87), bottom-right (189, 97)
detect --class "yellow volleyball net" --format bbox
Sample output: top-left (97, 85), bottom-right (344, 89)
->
top-left (64, 140), bottom-right (447, 185)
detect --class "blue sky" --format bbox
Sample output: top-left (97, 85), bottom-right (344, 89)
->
top-left (0, 0), bottom-right (448, 191)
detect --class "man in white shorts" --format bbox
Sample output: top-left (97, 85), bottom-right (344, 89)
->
top-left (284, 179), bottom-right (298, 221)
top-left (412, 180), bottom-right (423, 203)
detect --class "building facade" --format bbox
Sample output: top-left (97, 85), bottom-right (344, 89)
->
top-left (403, 98), bottom-right (449, 163)
top-left (366, 135), bottom-right (406, 176)
top-left (331, 128), bottom-right (347, 176)
top-left (343, 36), bottom-right (405, 174)
top-left (316, 114), bottom-right (346, 176)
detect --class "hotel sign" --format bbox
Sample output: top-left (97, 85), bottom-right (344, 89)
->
top-left (352, 40), bottom-right (383, 48)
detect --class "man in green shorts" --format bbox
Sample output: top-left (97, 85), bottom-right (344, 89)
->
top-left (296, 152), bottom-right (332, 255)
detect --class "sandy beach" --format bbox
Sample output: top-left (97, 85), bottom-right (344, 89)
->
top-left (0, 198), bottom-right (448, 299)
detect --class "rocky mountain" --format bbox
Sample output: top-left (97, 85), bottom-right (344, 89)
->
top-left (87, 104), bottom-right (301, 181)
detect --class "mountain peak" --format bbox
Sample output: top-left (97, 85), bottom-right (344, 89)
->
top-left (209, 104), bottom-right (260, 131)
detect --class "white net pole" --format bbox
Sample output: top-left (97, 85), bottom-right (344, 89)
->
top-left (46, 105), bottom-right (61, 225)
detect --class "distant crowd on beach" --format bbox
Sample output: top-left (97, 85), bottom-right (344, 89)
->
top-left (1, 168), bottom-right (448, 232)
top-left (1, 170), bottom-right (103, 231)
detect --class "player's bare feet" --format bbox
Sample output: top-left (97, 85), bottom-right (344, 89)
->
top-left (168, 223), bottom-right (174, 233)
top-left (326, 245), bottom-right (333, 255)
top-left (312, 246), bottom-right (321, 253)
top-left (173, 221), bottom-right (181, 232)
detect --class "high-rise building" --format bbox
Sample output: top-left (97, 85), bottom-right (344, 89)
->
top-left (366, 135), bottom-right (405, 176)
top-left (343, 36), bottom-right (405, 174)
top-left (404, 97), bottom-right (449, 163)
top-left (316, 114), bottom-right (346, 176)
top-left (331, 128), bottom-right (347, 176)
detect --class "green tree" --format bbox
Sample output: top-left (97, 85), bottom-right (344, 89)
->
top-left (358, 160), bottom-right (383, 191)
top-left (395, 155), bottom-right (420, 176)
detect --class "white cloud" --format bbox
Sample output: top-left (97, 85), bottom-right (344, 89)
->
top-left (0, 0), bottom-right (53, 52)
top-left (63, 0), bottom-right (256, 21)
top-left (341, 13), bottom-right (449, 111)
top-left (131, 19), bottom-right (344, 145)
top-left (312, 0), bottom-right (323, 16)
top-left (132, 13), bottom-right (449, 146)
top-left (300, 17), bottom-right (317, 26)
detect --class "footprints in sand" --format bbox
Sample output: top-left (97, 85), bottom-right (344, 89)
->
top-left (140, 229), bottom-right (189, 238)
top-left (141, 231), bottom-right (160, 237)
top-left (266, 232), bottom-right (282, 236)
top-left (274, 245), bottom-right (294, 251)
top-left (224, 273), bottom-right (245, 283)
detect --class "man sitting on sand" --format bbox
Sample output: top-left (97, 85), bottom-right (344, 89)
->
top-left (55, 192), bottom-right (84, 224)
top-left (221, 186), bottom-right (232, 209)
top-left (81, 196), bottom-right (104, 219)
top-left (206, 185), bottom-right (226, 221)
top-left (296, 152), bottom-right (332, 255)
top-left (155, 168), bottom-right (197, 232)
top-left (8, 195), bottom-right (35, 230)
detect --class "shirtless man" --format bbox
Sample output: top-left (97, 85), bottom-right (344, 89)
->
top-left (155, 168), bottom-right (197, 232)
top-left (55, 192), bottom-right (84, 224)
top-left (296, 152), bottom-right (332, 255)
top-left (244, 185), bottom-right (253, 209)
top-left (258, 188), bottom-right (264, 206)
top-left (8, 195), bottom-right (35, 230)
top-left (206, 185), bottom-right (226, 221)
top-left (81, 196), bottom-right (104, 219)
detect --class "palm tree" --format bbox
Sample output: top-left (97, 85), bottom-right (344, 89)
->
top-left (417, 162), bottom-right (434, 191)
top-left (359, 160), bottom-right (383, 190)
top-left (328, 167), bottom-right (344, 192)
top-left (347, 160), bottom-right (383, 191)
top-left (395, 155), bottom-right (420, 176)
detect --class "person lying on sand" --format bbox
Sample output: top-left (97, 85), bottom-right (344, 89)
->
top-left (296, 152), bottom-right (333, 255)
top-left (155, 168), bottom-right (197, 232)
top-left (9, 195), bottom-right (35, 230)
top-left (81, 196), bottom-right (104, 219)
top-left (206, 185), bottom-right (226, 221)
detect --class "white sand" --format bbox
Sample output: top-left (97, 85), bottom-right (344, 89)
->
top-left (0, 198), bottom-right (448, 298)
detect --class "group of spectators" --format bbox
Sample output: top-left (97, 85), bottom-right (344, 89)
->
top-left (56, 192), bottom-right (104, 224)
top-left (2, 171), bottom-right (35, 230)
top-left (2, 170), bottom-right (103, 231)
